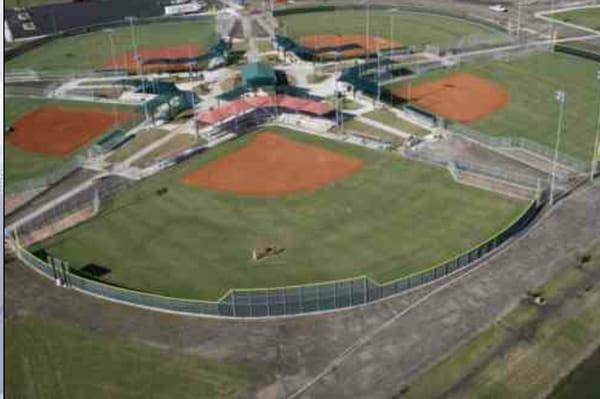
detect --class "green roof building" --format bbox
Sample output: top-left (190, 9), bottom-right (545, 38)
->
top-left (241, 62), bottom-right (277, 88)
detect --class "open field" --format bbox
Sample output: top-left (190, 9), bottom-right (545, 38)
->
top-left (403, 243), bottom-right (600, 399)
top-left (388, 52), bottom-right (599, 161)
top-left (5, 96), bottom-right (137, 184)
top-left (5, 0), bottom-right (68, 7)
top-left (106, 128), bottom-right (169, 163)
top-left (5, 316), bottom-right (260, 398)
top-left (551, 7), bottom-right (600, 30)
top-left (362, 109), bottom-right (431, 136)
top-left (278, 10), bottom-right (509, 48)
top-left (40, 126), bottom-right (525, 300)
top-left (550, 347), bottom-right (600, 398)
top-left (6, 20), bottom-right (216, 71)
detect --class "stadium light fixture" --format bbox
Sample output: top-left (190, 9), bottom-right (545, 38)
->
top-left (103, 29), bottom-right (119, 127)
top-left (550, 90), bottom-right (566, 206)
top-left (592, 69), bottom-right (600, 182)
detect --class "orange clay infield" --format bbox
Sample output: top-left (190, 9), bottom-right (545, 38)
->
top-left (182, 132), bottom-right (365, 196)
top-left (103, 44), bottom-right (201, 73)
top-left (392, 73), bottom-right (509, 123)
top-left (298, 35), bottom-right (402, 57)
top-left (8, 106), bottom-right (134, 156)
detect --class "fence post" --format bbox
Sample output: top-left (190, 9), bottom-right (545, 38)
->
top-left (232, 291), bottom-right (237, 317)
top-left (364, 276), bottom-right (368, 304)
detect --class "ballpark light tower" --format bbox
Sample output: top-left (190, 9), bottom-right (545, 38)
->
top-left (592, 69), bottom-right (600, 182)
top-left (550, 90), bottom-right (566, 206)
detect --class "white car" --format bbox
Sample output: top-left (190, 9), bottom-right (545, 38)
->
top-left (489, 4), bottom-right (508, 12)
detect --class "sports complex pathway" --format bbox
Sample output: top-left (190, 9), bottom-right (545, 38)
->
top-left (6, 181), bottom-right (599, 398)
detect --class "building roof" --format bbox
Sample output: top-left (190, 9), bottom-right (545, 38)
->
top-left (240, 62), bottom-right (277, 87)
top-left (197, 95), bottom-right (333, 125)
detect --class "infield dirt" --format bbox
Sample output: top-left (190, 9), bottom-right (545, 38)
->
top-left (103, 44), bottom-right (201, 73)
top-left (392, 73), bottom-right (508, 123)
top-left (182, 131), bottom-right (364, 196)
top-left (8, 106), bottom-right (134, 156)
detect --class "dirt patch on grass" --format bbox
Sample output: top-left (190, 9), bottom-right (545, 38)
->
top-left (103, 44), bottom-right (201, 73)
top-left (299, 34), bottom-right (402, 58)
top-left (7, 106), bottom-right (134, 156)
top-left (392, 73), bottom-right (509, 123)
top-left (182, 132), bottom-right (364, 196)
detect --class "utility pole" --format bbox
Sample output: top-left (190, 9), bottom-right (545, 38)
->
top-left (104, 29), bottom-right (119, 127)
top-left (550, 90), bottom-right (566, 206)
top-left (516, 0), bottom-right (523, 42)
top-left (592, 69), bottom-right (600, 182)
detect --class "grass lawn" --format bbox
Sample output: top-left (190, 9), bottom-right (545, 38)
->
top-left (278, 10), bottom-right (509, 47)
top-left (4, 96), bottom-right (138, 184)
top-left (132, 134), bottom-right (199, 167)
top-left (388, 52), bottom-right (599, 161)
top-left (106, 129), bottom-right (169, 163)
top-left (404, 244), bottom-right (600, 399)
top-left (343, 119), bottom-right (404, 145)
top-left (5, 316), bottom-right (260, 398)
top-left (551, 6), bottom-right (600, 30)
top-left (6, 20), bottom-right (216, 71)
top-left (550, 347), bottom-right (600, 399)
top-left (5, 0), bottom-right (69, 7)
top-left (363, 109), bottom-right (431, 136)
top-left (41, 126), bottom-right (525, 300)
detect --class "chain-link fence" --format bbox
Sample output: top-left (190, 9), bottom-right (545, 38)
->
top-left (10, 196), bottom-right (541, 318)
top-left (448, 122), bottom-right (590, 174)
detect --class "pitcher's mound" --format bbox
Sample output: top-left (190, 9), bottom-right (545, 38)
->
top-left (182, 132), bottom-right (364, 197)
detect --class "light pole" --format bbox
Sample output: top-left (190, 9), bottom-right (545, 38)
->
top-left (592, 69), bottom-right (600, 182)
top-left (104, 29), bottom-right (119, 127)
top-left (550, 90), bottom-right (566, 206)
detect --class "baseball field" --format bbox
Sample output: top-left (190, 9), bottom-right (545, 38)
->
top-left (6, 19), bottom-right (217, 71)
top-left (5, 96), bottom-right (137, 184)
top-left (388, 51), bottom-right (599, 161)
top-left (277, 9), bottom-right (509, 48)
top-left (38, 127), bottom-right (526, 300)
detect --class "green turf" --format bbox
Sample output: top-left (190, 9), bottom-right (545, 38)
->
top-left (5, 0), bottom-right (68, 7)
top-left (106, 128), bottom-right (169, 163)
top-left (363, 109), bottom-right (431, 136)
top-left (5, 316), bottom-right (259, 398)
top-left (6, 20), bottom-right (217, 71)
top-left (550, 347), bottom-right (600, 399)
top-left (4, 96), bottom-right (138, 184)
top-left (551, 7), bottom-right (600, 30)
top-left (278, 10), bottom-right (509, 48)
top-left (42, 126), bottom-right (525, 300)
top-left (388, 52), bottom-right (600, 161)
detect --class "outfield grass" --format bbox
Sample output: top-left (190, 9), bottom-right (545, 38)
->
top-left (6, 316), bottom-right (259, 398)
top-left (278, 10), bottom-right (509, 47)
top-left (5, 96), bottom-right (137, 184)
top-left (5, 0), bottom-right (68, 7)
top-left (41, 126), bottom-right (525, 300)
top-left (551, 7), bottom-right (600, 30)
top-left (6, 20), bottom-right (216, 71)
top-left (388, 52), bottom-right (599, 161)
top-left (106, 128), bottom-right (169, 163)
top-left (363, 109), bottom-right (431, 136)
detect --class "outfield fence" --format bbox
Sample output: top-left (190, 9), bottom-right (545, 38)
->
top-left (9, 195), bottom-right (542, 318)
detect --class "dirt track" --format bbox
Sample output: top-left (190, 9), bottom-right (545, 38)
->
top-left (6, 182), bottom-right (599, 398)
